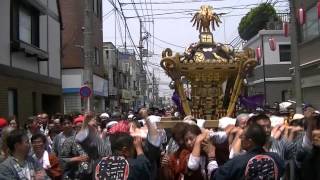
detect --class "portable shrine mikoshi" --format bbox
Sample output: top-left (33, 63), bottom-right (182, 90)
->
top-left (160, 5), bottom-right (257, 124)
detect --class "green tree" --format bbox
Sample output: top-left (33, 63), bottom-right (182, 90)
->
top-left (238, 3), bottom-right (277, 40)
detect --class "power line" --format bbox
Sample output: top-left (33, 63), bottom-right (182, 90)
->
top-left (140, 0), bottom-right (150, 58)
top-left (124, 5), bottom-right (288, 19)
top-left (147, 13), bottom-right (252, 20)
top-left (103, 8), bottom-right (114, 19)
top-left (147, 38), bottom-right (166, 49)
top-left (116, 12), bottom-right (125, 46)
top-left (123, 8), bottom-right (198, 11)
top-left (138, 0), bottom-right (146, 20)
top-left (151, 35), bottom-right (185, 49)
top-left (149, 0), bottom-right (155, 54)
top-left (110, 0), bottom-right (140, 56)
top-left (130, 0), bottom-right (141, 20)
top-left (120, 0), bottom-right (225, 5)
top-left (126, 9), bottom-right (196, 19)
top-left (122, 5), bottom-right (287, 11)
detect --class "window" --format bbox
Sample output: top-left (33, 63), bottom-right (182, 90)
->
top-left (113, 68), bottom-right (117, 87)
top-left (97, 0), bottom-right (102, 19)
top-left (8, 89), bottom-right (18, 118)
top-left (105, 50), bottom-right (109, 59)
top-left (11, 1), bottom-right (40, 47)
top-left (128, 79), bottom-right (131, 89)
top-left (302, 5), bottom-right (320, 41)
top-left (93, 0), bottom-right (98, 16)
top-left (279, 45), bottom-right (291, 62)
top-left (11, 1), bottom-right (48, 60)
top-left (18, 5), bottom-right (39, 46)
top-left (19, 6), bottom-right (32, 44)
top-left (95, 48), bottom-right (100, 65)
top-left (281, 90), bottom-right (290, 102)
top-left (32, 92), bottom-right (36, 115)
top-left (119, 72), bottom-right (122, 89)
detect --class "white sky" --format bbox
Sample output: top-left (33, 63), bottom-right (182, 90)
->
top-left (102, 0), bottom-right (289, 98)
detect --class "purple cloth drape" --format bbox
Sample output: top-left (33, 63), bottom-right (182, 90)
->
top-left (240, 94), bottom-right (264, 110)
top-left (172, 91), bottom-right (184, 114)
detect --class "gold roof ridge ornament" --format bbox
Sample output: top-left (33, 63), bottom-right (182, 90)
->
top-left (191, 5), bottom-right (222, 33)
top-left (161, 5), bottom-right (257, 120)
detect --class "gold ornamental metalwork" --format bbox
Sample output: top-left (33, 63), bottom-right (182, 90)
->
top-left (161, 5), bottom-right (257, 120)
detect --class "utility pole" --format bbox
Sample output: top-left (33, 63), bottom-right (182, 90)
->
top-left (138, 20), bottom-right (152, 107)
top-left (261, 35), bottom-right (267, 106)
top-left (138, 19), bottom-right (144, 71)
top-left (289, 0), bottom-right (302, 113)
top-left (152, 69), bottom-right (155, 107)
top-left (138, 19), bottom-right (146, 106)
top-left (83, 0), bottom-right (94, 112)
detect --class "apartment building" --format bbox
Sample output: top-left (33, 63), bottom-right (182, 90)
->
top-left (59, 0), bottom-right (108, 113)
top-left (0, 0), bottom-right (62, 123)
top-left (244, 30), bottom-right (292, 105)
top-left (292, 0), bottom-right (320, 108)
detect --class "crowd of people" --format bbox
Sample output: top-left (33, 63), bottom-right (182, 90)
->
top-left (0, 104), bottom-right (319, 180)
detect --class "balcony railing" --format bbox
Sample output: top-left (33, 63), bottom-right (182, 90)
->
top-left (267, 13), bottom-right (290, 30)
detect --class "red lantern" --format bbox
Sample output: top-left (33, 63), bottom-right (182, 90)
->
top-left (268, 37), bottom-right (276, 51)
top-left (317, 1), bottom-right (320, 19)
top-left (298, 8), bottom-right (305, 25)
top-left (256, 47), bottom-right (261, 62)
top-left (283, 22), bottom-right (289, 37)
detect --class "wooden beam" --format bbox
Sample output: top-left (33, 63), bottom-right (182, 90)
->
top-left (156, 120), bottom-right (219, 129)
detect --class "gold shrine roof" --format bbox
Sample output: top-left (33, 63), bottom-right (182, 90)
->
top-left (161, 5), bottom-right (257, 80)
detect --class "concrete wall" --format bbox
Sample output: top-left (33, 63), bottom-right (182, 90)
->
top-left (244, 30), bottom-right (293, 105)
top-left (48, 16), bottom-right (61, 79)
top-left (103, 42), bottom-right (118, 96)
top-left (262, 34), bottom-right (291, 65)
top-left (60, 0), bottom-right (104, 77)
top-left (248, 64), bottom-right (292, 82)
top-left (303, 86), bottom-right (320, 109)
top-left (244, 30), bottom-right (291, 67)
top-left (62, 69), bottom-right (83, 89)
top-left (248, 81), bottom-right (292, 105)
top-left (299, 37), bottom-right (320, 64)
top-left (0, 69), bottom-right (62, 125)
top-left (293, 0), bottom-right (320, 108)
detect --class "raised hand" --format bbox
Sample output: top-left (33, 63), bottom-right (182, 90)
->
top-left (202, 140), bottom-right (216, 158)
top-left (82, 112), bottom-right (95, 129)
top-left (196, 129), bottom-right (209, 144)
top-left (271, 125), bottom-right (286, 140)
top-left (161, 155), bottom-right (170, 168)
top-left (133, 136), bottom-right (144, 155)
